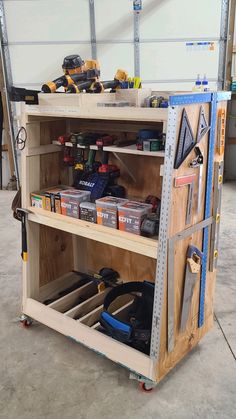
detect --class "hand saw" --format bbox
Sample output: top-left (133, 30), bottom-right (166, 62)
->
top-left (180, 245), bottom-right (203, 331)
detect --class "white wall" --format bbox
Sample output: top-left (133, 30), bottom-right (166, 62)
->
top-left (4, 0), bottom-right (223, 91)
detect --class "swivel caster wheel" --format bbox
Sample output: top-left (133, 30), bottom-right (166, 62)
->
top-left (139, 382), bottom-right (154, 393)
top-left (19, 315), bottom-right (33, 328)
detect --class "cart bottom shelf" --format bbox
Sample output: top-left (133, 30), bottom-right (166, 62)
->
top-left (23, 272), bottom-right (155, 381)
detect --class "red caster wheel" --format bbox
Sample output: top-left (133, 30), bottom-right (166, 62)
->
top-left (139, 382), bottom-right (154, 393)
top-left (20, 317), bottom-right (32, 328)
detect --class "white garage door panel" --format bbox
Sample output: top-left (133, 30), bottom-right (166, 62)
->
top-left (140, 42), bottom-right (219, 80)
top-left (97, 44), bottom-right (134, 80)
top-left (95, 0), bottom-right (133, 41)
top-left (144, 81), bottom-right (217, 91)
top-left (9, 44), bottom-right (91, 85)
top-left (4, 0), bottom-right (90, 42)
top-left (140, 0), bottom-right (222, 39)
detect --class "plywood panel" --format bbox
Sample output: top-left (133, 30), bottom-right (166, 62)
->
top-left (75, 237), bottom-right (156, 283)
top-left (39, 225), bottom-right (74, 286)
top-left (40, 120), bottom-right (67, 146)
top-left (155, 101), bottom-right (227, 381)
top-left (109, 153), bottom-right (163, 200)
top-left (40, 153), bottom-right (69, 189)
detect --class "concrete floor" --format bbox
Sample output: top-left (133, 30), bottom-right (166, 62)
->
top-left (0, 184), bottom-right (235, 419)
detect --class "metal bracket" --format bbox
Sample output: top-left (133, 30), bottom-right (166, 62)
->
top-left (113, 152), bottom-right (136, 183)
top-left (129, 372), bottom-right (157, 388)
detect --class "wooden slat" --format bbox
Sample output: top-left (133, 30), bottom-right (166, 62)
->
top-left (64, 287), bottom-right (110, 319)
top-left (79, 294), bottom-right (133, 326)
top-left (39, 272), bottom-right (81, 302)
top-left (28, 207), bottom-right (158, 259)
top-left (48, 282), bottom-right (97, 312)
top-left (92, 299), bottom-right (134, 330)
top-left (78, 304), bottom-right (104, 327)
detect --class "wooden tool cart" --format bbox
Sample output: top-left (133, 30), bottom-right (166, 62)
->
top-left (19, 91), bottom-right (230, 391)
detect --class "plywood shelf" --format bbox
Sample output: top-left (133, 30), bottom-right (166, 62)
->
top-left (26, 104), bottom-right (168, 123)
top-left (28, 207), bottom-right (158, 259)
top-left (52, 141), bottom-right (165, 157)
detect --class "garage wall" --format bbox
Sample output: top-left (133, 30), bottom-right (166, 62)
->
top-left (3, 0), bottom-right (224, 91)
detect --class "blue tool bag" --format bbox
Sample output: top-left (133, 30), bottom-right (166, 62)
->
top-left (100, 281), bottom-right (154, 354)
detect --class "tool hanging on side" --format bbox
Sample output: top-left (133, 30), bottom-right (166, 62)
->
top-left (16, 208), bottom-right (29, 262)
top-left (189, 146), bottom-right (204, 214)
top-left (167, 218), bottom-right (212, 353)
top-left (174, 174), bottom-right (196, 225)
top-left (217, 109), bottom-right (226, 156)
top-left (174, 109), bottom-right (195, 169)
top-left (197, 106), bottom-right (210, 143)
top-left (209, 161), bottom-right (224, 271)
top-left (180, 245), bottom-right (203, 331)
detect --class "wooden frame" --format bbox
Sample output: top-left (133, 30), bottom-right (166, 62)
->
top-left (20, 91), bottom-right (230, 385)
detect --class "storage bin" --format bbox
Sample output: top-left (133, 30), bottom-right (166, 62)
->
top-left (44, 186), bottom-right (67, 212)
top-left (96, 196), bottom-right (128, 228)
top-left (80, 202), bottom-right (97, 223)
top-left (118, 201), bottom-right (152, 235)
top-left (31, 192), bottom-right (46, 209)
top-left (60, 190), bottom-right (91, 218)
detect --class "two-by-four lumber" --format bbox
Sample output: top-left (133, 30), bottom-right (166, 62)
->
top-left (48, 282), bottom-right (98, 313)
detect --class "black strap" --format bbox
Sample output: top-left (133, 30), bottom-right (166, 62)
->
top-left (103, 281), bottom-right (154, 311)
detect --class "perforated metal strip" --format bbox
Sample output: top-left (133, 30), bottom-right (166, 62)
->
top-left (150, 106), bottom-right (178, 360)
top-left (133, 2), bottom-right (141, 77)
top-left (89, 0), bottom-right (97, 59)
